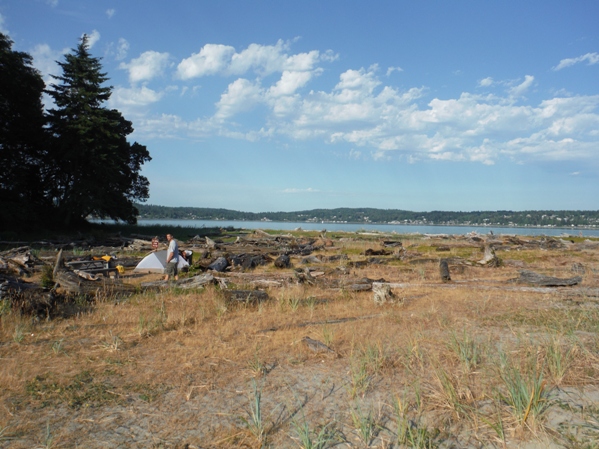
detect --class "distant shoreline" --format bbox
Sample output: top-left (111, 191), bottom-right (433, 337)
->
top-left (135, 218), bottom-right (597, 232)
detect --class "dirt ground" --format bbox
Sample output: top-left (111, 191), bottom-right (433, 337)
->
top-left (2, 232), bottom-right (599, 448)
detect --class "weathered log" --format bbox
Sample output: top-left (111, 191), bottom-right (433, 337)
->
top-left (294, 268), bottom-right (315, 285)
top-left (301, 255), bottom-right (321, 264)
top-left (208, 256), bottom-right (228, 272)
top-left (439, 259), bottom-right (451, 282)
top-left (274, 254), bottom-right (291, 268)
top-left (178, 273), bottom-right (215, 289)
top-left (364, 248), bottom-right (391, 256)
top-left (222, 289), bottom-right (269, 303)
top-left (344, 284), bottom-right (372, 292)
top-left (260, 313), bottom-right (384, 333)
top-left (510, 270), bottom-right (582, 287)
top-left (250, 279), bottom-right (283, 288)
top-left (371, 281), bottom-right (599, 297)
top-left (205, 236), bottom-right (217, 249)
top-left (52, 249), bottom-right (64, 280)
top-left (54, 270), bottom-right (135, 297)
top-left (141, 273), bottom-right (215, 290)
top-left (301, 337), bottom-right (336, 356)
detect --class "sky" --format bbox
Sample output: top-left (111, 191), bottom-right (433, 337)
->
top-left (2, 0), bottom-right (599, 213)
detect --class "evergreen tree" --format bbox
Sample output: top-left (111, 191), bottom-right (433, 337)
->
top-left (45, 35), bottom-right (151, 226)
top-left (0, 33), bottom-right (49, 229)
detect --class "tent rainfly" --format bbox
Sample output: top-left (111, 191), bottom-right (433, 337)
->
top-left (134, 250), bottom-right (189, 274)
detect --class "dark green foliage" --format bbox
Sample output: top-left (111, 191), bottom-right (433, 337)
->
top-left (45, 35), bottom-right (151, 226)
top-left (0, 33), bottom-right (49, 229)
top-left (135, 204), bottom-right (599, 228)
top-left (41, 265), bottom-right (55, 289)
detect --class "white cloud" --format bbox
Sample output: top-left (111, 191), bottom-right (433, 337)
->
top-left (120, 51), bottom-right (171, 83)
top-left (508, 75), bottom-right (534, 98)
top-left (46, 0), bottom-right (58, 7)
top-left (106, 9), bottom-right (115, 18)
top-left (478, 77), bottom-right (493, 87)
top-left (30, 43), bottom-right (66, 84)
top-left (349, 149), bottom-right (362, 159)
top-left (177, 44), bottom-right (236, 79)
top-left (177, 40), bottom-right (335, 79)
top-left (215, 78), bottom-right (263, 119)
top-left (84, 30), bottom-right (101, 48)
top-left (282, 187), bottom-right (320, 193)
top-left (115, 38), bottom-right (129, 61)
top-left (110, 85), bottom-right (164, 110)
top-left (268, 70), bottom-right (313, 97)
top-left (553, 52), bottom-right (599, 71)
top-left (386, 66), bottom-right (403, 76)
top-left (124, 39), bottom-right (599, 167)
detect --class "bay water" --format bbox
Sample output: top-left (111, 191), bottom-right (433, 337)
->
top-left (127, 219), bottom-right (599, 238)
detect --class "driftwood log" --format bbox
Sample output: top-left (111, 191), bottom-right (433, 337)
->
top-left (274, 254), bottom-right (291, 268)
top-left (54, 271), bottom-right (136, 297)
top-left (140, 273), bottom-right (216, 290)
top-left (372, 281), bottom-right (599, 298)
top-left (301, 336), bottom-right (336, 356)
top-left (510, 270), bottom-right (582, 287)
top-left (222, 289), bottom-right (269, 303)
top-left (208, 256), bottom-right (229, 272)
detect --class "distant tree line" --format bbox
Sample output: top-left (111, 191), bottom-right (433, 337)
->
top-left (135, 205), bottom-right (599, 228)
top-left (0, 33), bottom-right (150, 231)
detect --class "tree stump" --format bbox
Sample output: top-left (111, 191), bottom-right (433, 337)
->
top-left (478, 244), bottom-right (501, 267)
top-left (439, 259), bottom-right (451, 282)
top-left (373, 283), bottom-right (396, 304)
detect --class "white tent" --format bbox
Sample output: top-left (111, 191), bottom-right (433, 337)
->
top-left (134, 250), bottom-right (189, 274)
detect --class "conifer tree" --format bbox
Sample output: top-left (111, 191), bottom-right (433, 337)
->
top-left (45, 35), bottom-right (151, 225)
top-left (0, 33), bottom-right (48, 228)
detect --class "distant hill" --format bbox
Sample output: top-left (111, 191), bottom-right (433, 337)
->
top-left (134, 204), bottom-right (599, 228)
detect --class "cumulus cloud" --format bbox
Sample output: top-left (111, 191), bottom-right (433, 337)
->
top-left (120, 51), bottom-right (171, 83)
top-left (268, 70), bottom-right (313, 97)
top-left (30, 43), bottom-right (66, 84)
top-left (106, 9), bottom-right (115, 18)
top-left (176, 40), bottom-right (334, 79)
top-left (115, 38), bottom-right (129, 61)
top-left (119, 38), bottom-right (599, 167)
top-left (478, 77), bottom-right (493, 87)
top-left (508, 75), bottom-right (534, 98)
top-left (110, 85), bottom-right (164, 110)
top-left (386, 66), bottom-right (403, 76)
top-left (553, 52), bottom-right (599, 71)
top-left (177, 44), bottom-right (235, 79)
top-left (215, 78), bottom-right (263, 119)
top-left (282, 187), bottom-right (320, 193)
top-left (84, 29), bottom-right (100, 48)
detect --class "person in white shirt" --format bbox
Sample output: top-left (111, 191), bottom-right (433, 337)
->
top-left (164, 233), bottom-right (179, 281)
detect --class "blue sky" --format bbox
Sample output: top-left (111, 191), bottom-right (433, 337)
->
top-left (2, 0), bottom-right (599, 212)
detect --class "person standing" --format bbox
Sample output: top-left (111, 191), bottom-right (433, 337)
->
top-left (165, 233), bottom-right (179, 281)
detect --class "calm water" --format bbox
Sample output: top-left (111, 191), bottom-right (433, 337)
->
top-left (124, 219), bottom-right (599, 237)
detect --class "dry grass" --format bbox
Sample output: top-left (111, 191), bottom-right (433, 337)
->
top-left (1, 233), bottom-right (599, 447)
